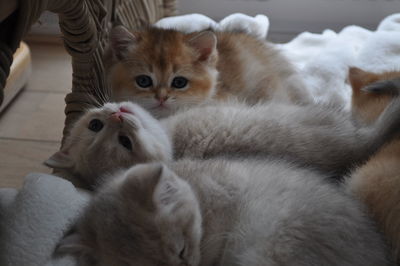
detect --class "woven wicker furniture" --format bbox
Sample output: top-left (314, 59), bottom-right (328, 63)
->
top-left (0, 0), bottom-right (176, 145)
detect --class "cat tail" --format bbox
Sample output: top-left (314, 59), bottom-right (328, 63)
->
top-left (362, 78), bottom-right (400, 95)
top-left (360, 94), bottom-right (400, 155)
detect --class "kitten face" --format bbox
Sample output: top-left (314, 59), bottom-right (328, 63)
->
top-left (349, 67), bottom-right (400, 123)
top-left (59, 163), bottom-right (202, 266)
top-left (108, 26), bottom-right (219, 118)
top-left (45, 102), bottom-right (172, 187)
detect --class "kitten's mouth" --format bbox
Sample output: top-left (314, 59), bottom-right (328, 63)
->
top-left (152, 104), bottom-right (169, 110)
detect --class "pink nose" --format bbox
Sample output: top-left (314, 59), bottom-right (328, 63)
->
top-left (110, 112), bottom-right (122, 122)
top-left (119, 107), bottom-right (132, 114)
top-left (157, 96), bottom-right (169, 103)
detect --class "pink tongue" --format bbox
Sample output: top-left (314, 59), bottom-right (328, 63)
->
top-left (120, 107), bottom-right (132, 114)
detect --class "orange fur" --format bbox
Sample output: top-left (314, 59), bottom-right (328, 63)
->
top-left (107, 27), bottom-right (307, 118)
top-left (347, 67), bottom-right (400, 263)
top-left (349, 67), bottom-right (400, 123)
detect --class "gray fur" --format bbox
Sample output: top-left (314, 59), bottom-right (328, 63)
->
top-left (163, 98), bottom-right (400, 175)
top-left (62, 160), bottom-right (393, 266)
top-left (46, 100), bottom-right (399, 264)
top-left (362, 77), bottom-right (400, 95)
top-left (45, 102), bottom-right (172, 188)
top-left (46, 96), bottom-right (400, 187)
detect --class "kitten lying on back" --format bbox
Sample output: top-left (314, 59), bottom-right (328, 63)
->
top-left (59, 160), bottom-right (392, 266)
top-left (46, 95), bottom-right (400, 188)
top-left (346, 67), bottom-right (400, 263)
top-left (106, 26), bottom-right (310, 118)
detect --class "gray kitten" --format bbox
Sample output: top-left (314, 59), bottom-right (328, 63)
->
top-left (58, 160), bottom-right (393, 266)
top-left (46, 96), bottom-right (400, 187)
top-left (163, 98), bottom-right (400, 175)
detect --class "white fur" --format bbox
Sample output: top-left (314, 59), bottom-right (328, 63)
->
top-left (155, 14), bottom-right (219, 33)
top-left (219, 13), bottom-right (269, 39)
top-left (155, 13), bottom-right (269, 40)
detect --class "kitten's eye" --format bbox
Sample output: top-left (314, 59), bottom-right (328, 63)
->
top-left (171, 77), bottom-right (188, 89)
top-left (135, 75), bottom-right (153, 88)
top-left (118, 135), bottom-right (132, 151)
top-left (88, 119), bottom-right (104, 132)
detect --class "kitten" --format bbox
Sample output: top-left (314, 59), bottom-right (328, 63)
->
top-left (346, 67), bottom-right (400, 263)
top-left (58, 160), bottom-right (393, 266)
top-left (105, 25), bottom-right (310, 118)
top-left (348, 67), bottom-right (400, 123)
top-left (46, 94), bottom-right (400, 188)
top-left (45, 102), bottom-right (173, 187)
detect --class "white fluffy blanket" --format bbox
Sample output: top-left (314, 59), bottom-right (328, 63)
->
top-left (1, 13), bottom-right (400, 266)
top-left (0, 174), bottom-right (89, 266)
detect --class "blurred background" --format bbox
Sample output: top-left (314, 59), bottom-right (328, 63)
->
top-left (31, 0), bottom-right (400, 42)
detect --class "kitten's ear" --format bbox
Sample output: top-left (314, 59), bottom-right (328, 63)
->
top-left (44, 150), bottom-right (74, 169)
top-left (57, 233), bottom-right (91, 255)
top-left (348, 67), bottom-right (377, 93)
top-left (109, 25), bottom-right (138, 60)
top-left (153, 164), bottom-right (183, 211)
top-left (188, 31), bottom-right (217, 62)
top-left (122, 163), bottom-right (169, 210)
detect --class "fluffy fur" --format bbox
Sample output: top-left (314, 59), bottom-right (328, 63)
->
top-left (105, 26), bottom-right (310, 118)
top-left (346, 67), bottom-right (400, 263)
top-left (163, 97), bottom-right (400, 175)
top-left (349, 67), bottom-right (400, 123)
top-left (45, 102), bottom-right (172, 187)
top-left (46, 95), bottom-right (400, 188)
top-left (59, 160), bottom-right (392, 266)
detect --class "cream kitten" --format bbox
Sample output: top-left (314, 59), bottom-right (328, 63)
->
top-left (46, 94), bottom-right (400, 188)
top-left (346, 67), bottom-right (400, 263)
top-left (45, 102), bottom-right (172, 187)
top-left (105, 26), bottom-right (310, 118)
top-left (58, 160), bottom-right (393, 266)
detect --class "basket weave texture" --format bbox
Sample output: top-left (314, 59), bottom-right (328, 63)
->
top-left (0, 0), bottom-right (177, 144)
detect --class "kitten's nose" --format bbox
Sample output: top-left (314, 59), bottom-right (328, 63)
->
top-left (119, 107), bottom-right (132, 114)
top-left (155, 89), bottom-right (169, 103)
top-left (157, 96), bottom-right (169, 104)
top-left (110, 112), bottom-right (122, 123)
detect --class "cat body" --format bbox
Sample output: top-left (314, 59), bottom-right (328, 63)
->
top-left (162, 97), bottom-right (400, 175)
top-left (106, 26), bottom-right (310, 118)
top-left (46, 94), bottom-right (400, 188)
top-left (346, 67), bottom-right (400, 263)
top-left (61, 160), bottom-right (392, 266)
top-left (347, 139), bottom-right (400, 264)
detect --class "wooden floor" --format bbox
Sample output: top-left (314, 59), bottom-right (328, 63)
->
top-left (0, 43), bottom-right (72, 188)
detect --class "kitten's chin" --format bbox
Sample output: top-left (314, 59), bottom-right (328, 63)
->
top-left (151, 107), bottom-right (176, 119)
top-left (145, 102), bottom-right (179, 119)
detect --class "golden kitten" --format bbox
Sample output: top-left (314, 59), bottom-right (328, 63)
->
top-left (105, 26), bottom-right (310, 118)
top-left (347, 66), bottom-right (400, 264)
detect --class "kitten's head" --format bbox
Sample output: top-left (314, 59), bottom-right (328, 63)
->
top-left (107, 26), bottom-right (219, 118)
top-left (349, 67), bottom-right (400, 123)
top-left (58, 163), bottom-right (202, 266)
top-left (45, 102), bottom-right (172, 188)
